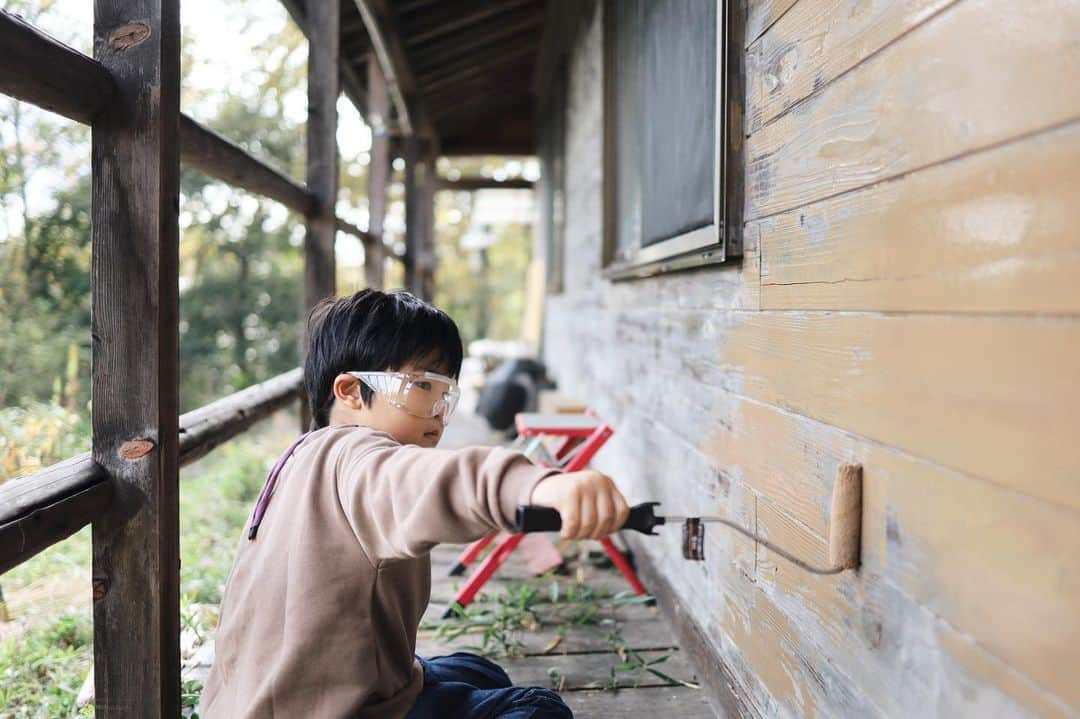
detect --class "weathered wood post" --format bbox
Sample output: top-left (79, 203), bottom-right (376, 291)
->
top-left (365, 59), bottom-right (389, 291)
top-left (404, 138), bottom-right (436, 301)
top-left (419, 143), bottom-right (437, 301)
top-left (90, 1), bottom-right (181, 715)
top-left (300, 0), bottom-right (340, 430)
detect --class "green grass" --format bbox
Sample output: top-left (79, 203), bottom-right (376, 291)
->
top-left (0, 416), bottom-right (291, 717)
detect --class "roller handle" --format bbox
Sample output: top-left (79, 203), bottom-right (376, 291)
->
top-left (515, 501), bottom-right (664, 535)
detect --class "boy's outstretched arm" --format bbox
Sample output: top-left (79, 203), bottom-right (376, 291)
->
top-left (336, 431), bottom-right (629, 562)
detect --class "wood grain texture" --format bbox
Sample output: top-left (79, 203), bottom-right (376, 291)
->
top-left (717, 312), bottom-right (1080, 510)
top-left (749, 0), bottom-right (959, 130)
top-left (0, 9), bottom-right (115, 124)
top-left (303, 0), bottom-right (339, 316)
top-left (746, 0), bottom-right (1080, 220)
top-left (745, 0), bottom-right (799, 47)
top-left (758, 120), bottom-right (1080, 313)
top-left (90, 0), bottom-right (181, 715)
top-left (0, 476), bottom-right (111, 575)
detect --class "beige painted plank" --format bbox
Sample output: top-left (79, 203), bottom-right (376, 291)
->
top-left (746, 0), bottom-right (801, 47)
top-left (746, 442), bottom-right (1080, 715)
top-left (750, 0), bottom-right (960, 130)
top-left (746, 0), bottom-right (1080, 220)
top-left (758, 121), bottom-right (1080, 313)
top-left (718, 312), bottom-right (1080, 511)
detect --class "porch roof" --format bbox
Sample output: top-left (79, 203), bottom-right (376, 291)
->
top-left (285, 0), bottom-right (548, 155)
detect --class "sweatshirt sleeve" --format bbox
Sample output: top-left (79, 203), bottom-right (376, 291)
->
top-left (334, 430), bottom-right (561, 562)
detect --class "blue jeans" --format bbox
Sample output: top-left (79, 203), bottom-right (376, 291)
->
top-left (405, 652), bottom-right (574, 719)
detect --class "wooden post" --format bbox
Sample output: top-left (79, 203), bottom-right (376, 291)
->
top-left (91, 1), bottom-right (181, 716)
top-left (366, 59), bottom-right (389, 290)
top-left (419, 144), bottom-right (437, 301)
top-left (404, 135), bottom-right (421, 296)
top-left (404, 138), bottom-right (436, 301)
top-left (301, 0), bottom-right (339, 429)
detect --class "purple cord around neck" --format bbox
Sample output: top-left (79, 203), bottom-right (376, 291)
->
top-left (247, 431), bottom-right (312, 540)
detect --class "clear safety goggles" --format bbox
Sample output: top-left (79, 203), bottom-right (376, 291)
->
top-left (348, 370), bottom-right (461, 422)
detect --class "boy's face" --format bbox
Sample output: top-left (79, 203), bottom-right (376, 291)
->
top-left (330, 360), bottom-right (451, 448)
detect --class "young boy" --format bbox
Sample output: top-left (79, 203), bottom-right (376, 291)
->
top-left (200, 289), bottom-right (630, 718)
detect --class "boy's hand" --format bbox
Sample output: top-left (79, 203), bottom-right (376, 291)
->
top-left (528, 470), bottom-right (630, 540)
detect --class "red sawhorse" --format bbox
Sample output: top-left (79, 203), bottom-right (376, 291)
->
top-left (442, 412), bottom-right (649, 618)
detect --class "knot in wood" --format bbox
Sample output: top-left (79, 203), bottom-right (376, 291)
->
top-left (92, 577), bottom-right (109, 601)
top-left (107, 21), bottom-right (151, 50)
top-left (119, 438), bottom-right (155, 459)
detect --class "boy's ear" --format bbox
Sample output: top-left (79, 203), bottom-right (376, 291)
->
top-left (332, 374), bottom-right (366, 410)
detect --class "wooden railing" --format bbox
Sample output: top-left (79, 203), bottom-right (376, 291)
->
top-left (0, 4), bottom-right (397, 715)
top-left (0, 368), bottom-right (304, 575)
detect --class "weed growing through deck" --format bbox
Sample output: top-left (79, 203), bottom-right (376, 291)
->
top-left (421, 572), bottom-right (700, 692)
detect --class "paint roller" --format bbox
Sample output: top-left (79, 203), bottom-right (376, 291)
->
top-left (516, 463), bottom-right (863, 575)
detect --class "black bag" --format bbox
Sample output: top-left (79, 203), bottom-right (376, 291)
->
top-left (476, 359), bottom-right (551, 432)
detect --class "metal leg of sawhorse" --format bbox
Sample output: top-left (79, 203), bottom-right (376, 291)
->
top-left (442, 415), bottom-right (649, 618)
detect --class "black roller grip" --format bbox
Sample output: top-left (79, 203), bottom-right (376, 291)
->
top-left (515, 502), bottom-right (665, 535)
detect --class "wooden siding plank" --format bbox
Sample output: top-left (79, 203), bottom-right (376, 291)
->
top-left (617, 396), bottom-right (1080, 716)
top-left (749, 445), bottom-right (1080, 713)
top-left (0, 9), bottom-right (115, 124)
top-left (758, 120), bottom-right (1080, 314)
top-left (745, 0), bottom-right (1080, 220)
top-left (718, 312), bottom-right (1080, 510)
top-left (749, 0), bottom-right (959, 131)
top-left (745, 0), bottom-right (799, 47)
top-left (546, 304), bottom-right (1079, 711)
top-left (90, 0), bottom-right (181, 714)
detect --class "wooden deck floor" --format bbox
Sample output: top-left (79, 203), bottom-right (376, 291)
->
top-left (418, 540), bottom-right (716, 717)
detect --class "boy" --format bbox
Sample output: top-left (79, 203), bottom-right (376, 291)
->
top-left (200, 289), bottom-right (630, 718)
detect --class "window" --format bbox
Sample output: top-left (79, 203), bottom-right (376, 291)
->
top-left (603, 0), bottom-right (744, 278)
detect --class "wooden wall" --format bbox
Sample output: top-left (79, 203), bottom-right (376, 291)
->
top-left (540, 1), bottom-right (1080, 716)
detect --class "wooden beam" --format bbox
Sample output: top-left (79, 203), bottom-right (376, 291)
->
top-left (420, 42), bottom-right (540, 94)
top-left (438, 177), bottom-right (535, 191)
top-left (366, 59), bottom-right (391, 289)
top-left (278, 0), bottom-right (370, 121)
top-left (179, 114), bottom-right (316, 215)
top-left (440, 137), bottom-right (535, 156)
top-left (0, 369), bottom-right (304, 574)
top-left (411, 10), bottom-right (543, 75)
top-left (0, 457), bottom-right (110, 575)
top-left (353, 0), bottom-right (416, 136)
top-left (0, 9), bottom-right (116, 124)
top-left (335, 216), bottom-right (374, 244)
top-left (403, 0), bottom-right (536, 48)
top-left (178, 368), bottom-right (304, 466)
top-left (91, 0), bottom-right (181, 715)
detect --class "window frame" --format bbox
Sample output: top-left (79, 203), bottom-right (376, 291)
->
top-left (601, 0), bottom-right (744, 280)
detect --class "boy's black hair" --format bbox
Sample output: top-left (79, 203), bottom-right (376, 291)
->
top-left (304, 289), bottom-right (464, 429)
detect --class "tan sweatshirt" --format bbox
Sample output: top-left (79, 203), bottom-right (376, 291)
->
top-left (199, 424), bottom-right (560, 719)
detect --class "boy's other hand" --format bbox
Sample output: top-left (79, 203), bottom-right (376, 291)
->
top-left (528, 470), bottom-right (630, 540)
